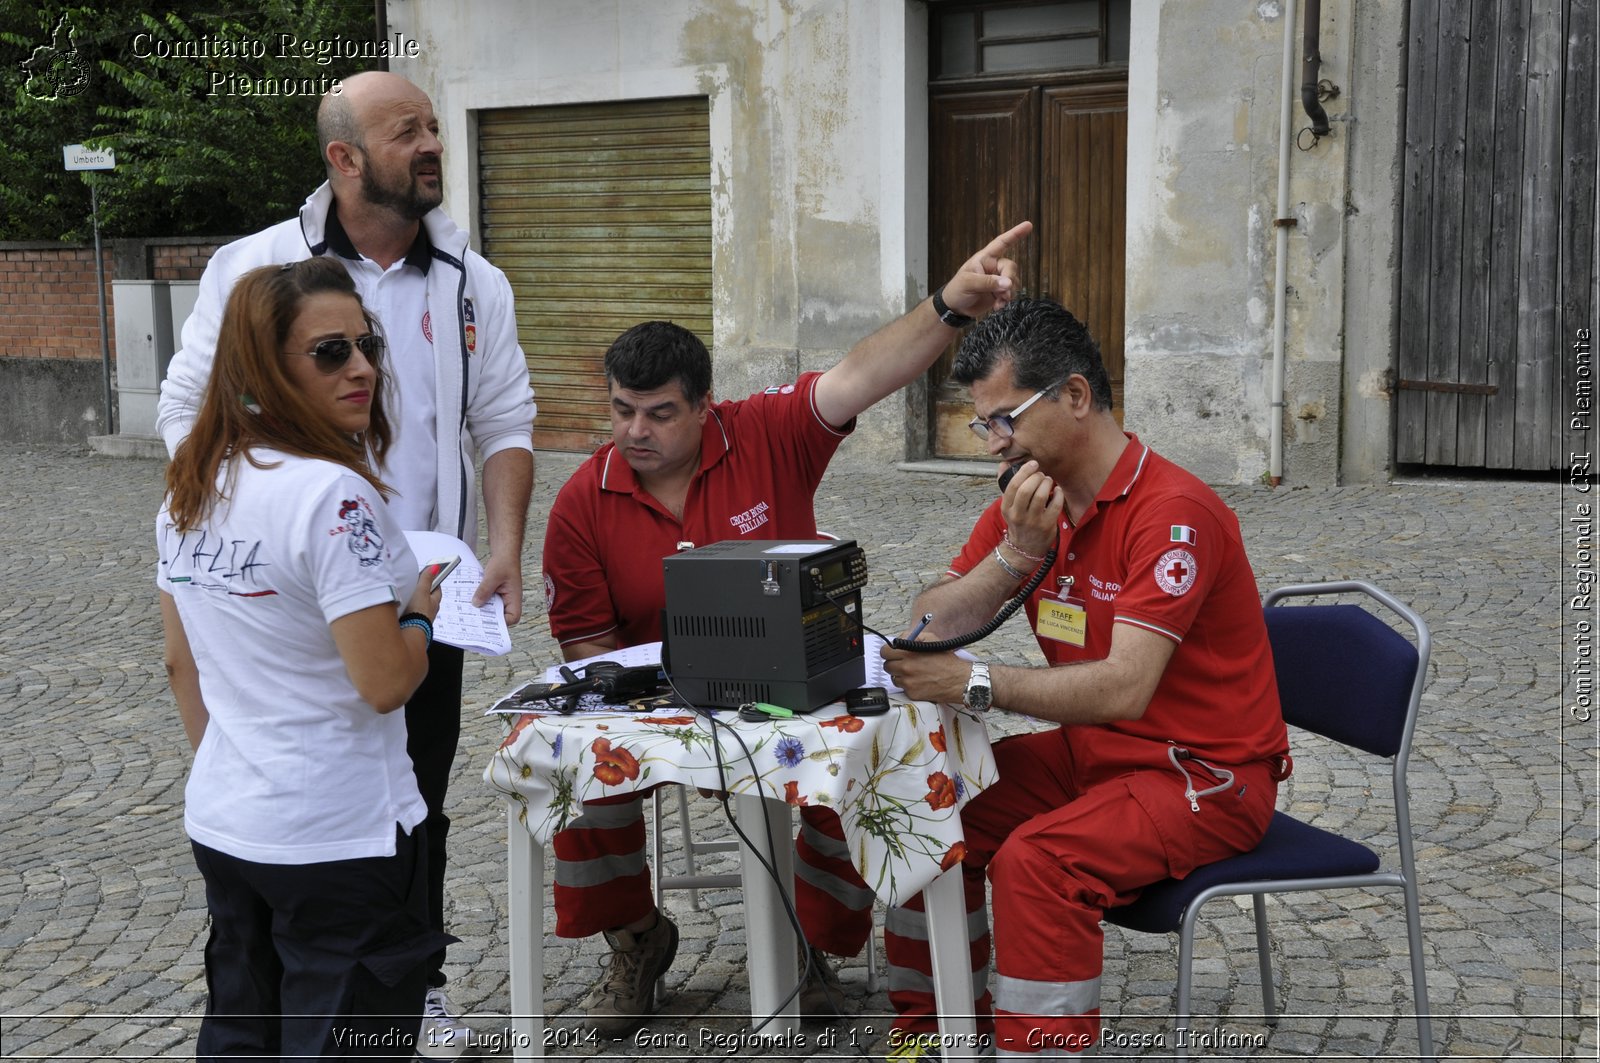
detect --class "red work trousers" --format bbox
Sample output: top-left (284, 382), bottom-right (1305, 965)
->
top-left (550, 789), bottom-right (875, 957)
top-left (884, 728), bottom-right (1279, 1056)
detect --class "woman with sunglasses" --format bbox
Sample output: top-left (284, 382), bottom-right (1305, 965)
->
top-left (157, 257), bottom-right (449, 1060)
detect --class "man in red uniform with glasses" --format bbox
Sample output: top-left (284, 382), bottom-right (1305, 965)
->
top-left (881, 298), bottom-right (1291, 1061)
top-left (541, 224), bottom-right (1032, 1034)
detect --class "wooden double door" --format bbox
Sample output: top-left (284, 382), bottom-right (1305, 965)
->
top-left (929, 78), bottom-right (1128, 457)
top-left (1396, 0), bottom-right (1595, 471)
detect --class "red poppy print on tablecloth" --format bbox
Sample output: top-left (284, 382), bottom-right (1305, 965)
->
top-left (591, 737), bottom-right (641, 786)
top-left (500, 713), bottom-right (539, 750)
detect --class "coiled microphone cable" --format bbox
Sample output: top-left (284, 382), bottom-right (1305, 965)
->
top-left (887, 544), bottom-right (1056, 652)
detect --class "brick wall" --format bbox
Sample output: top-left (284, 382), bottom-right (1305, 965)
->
top-left (0, 245), bottom-right (118, 361)
top-left (0, 238), bottom-right (231, 362)
top-left (150, 241), bottom-right (224, 282)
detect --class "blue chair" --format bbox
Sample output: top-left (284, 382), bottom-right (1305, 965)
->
top-left (1105, 580), bottom-right (1433, 1060)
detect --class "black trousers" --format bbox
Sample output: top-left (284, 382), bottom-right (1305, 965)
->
top-left (405, 641), bottom-right (464, 987)
top-left (191, 827), bottom-right (454, 1061)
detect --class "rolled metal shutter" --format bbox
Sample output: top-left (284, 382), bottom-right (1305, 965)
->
top-left (478, 97), bottom-right (713, 452)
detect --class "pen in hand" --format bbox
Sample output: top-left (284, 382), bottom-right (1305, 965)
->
top-left (907, 612), bottom-right (933, 640)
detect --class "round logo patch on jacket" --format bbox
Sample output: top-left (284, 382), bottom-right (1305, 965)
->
top-left (1154, 547), bottom-right (1197, 596)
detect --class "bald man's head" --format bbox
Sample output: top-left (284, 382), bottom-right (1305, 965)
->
top-left (316, 72), bottom-right (443, 221)
top-left (319, 73), bottom-right (426, 167)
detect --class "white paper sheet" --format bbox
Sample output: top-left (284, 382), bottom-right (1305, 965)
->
top-left (539, 641), bottom-right (663, 684)
top-left (863, 633), bottom-right (903, 691)
top-left (402, 530), bottom-right (512, 656)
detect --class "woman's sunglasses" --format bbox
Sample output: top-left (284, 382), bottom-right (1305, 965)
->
top-left (287, 334), bottom-right (386, 374)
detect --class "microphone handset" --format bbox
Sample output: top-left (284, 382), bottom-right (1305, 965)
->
top-left (540, 661), bottom-right (668, 704)
top-left (891, 461), bottom-right (1055, 653)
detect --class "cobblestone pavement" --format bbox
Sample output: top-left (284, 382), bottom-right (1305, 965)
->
top-left (0, 441), bottom-right (1594, 1061)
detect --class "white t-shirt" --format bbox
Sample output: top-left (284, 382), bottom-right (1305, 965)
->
top-left (156, 450), bottom-right (427, 864)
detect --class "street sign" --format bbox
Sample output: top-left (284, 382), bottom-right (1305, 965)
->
top-left (63, 142), bottom-right (117, 433)
top-left (63, 144), bottom-right (114, 171)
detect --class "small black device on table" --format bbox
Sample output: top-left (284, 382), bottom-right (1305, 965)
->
top-left (845, 685), bottom-right (890, 716)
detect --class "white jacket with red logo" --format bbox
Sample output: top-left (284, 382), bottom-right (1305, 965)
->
top-left (155, 183), bottom-right (536, 549)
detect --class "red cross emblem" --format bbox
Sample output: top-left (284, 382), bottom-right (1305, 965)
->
top-left (1155, 548), bottom-right (1197, 597)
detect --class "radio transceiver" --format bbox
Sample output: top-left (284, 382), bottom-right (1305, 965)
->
top-left (661, 539), bottom-right (867, 712)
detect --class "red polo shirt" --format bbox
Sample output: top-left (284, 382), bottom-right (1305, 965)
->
top-left (544, 372), bottom-right (851, 649)
top-left (949, 435), bottom-right (1287, 770)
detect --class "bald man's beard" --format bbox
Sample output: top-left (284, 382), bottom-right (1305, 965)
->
top-left (358, 159), bottom-right (443, 222)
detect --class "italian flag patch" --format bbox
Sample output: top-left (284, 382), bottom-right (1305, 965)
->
top-left (1170, 525), bottom-right (1197, 545)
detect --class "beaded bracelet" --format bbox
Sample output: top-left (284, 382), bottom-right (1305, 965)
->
top-left (992, 545), bottom-right (1028, 582)
top-left (398, 611), bottom-right (433, 649)
top-left (1002, 529), bottom-right (1047, 563)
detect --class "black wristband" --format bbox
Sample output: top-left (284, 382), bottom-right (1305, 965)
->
top-left (399, 611), bottom-right (433, 648)
top-left (931, 286), bottom-right (975, 328)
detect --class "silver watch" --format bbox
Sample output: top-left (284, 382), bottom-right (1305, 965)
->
top-left (963, 661), bottom-right (993, 714)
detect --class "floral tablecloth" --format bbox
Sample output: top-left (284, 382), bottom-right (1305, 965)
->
top-left (485, 698), bottom-right (996, 907)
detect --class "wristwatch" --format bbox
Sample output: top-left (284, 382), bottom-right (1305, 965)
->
top-left (963, 661), bottom-right (993, 714)
top-left (931, 286), bottom-right (975, 328)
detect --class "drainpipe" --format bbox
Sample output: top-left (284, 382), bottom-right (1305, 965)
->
top-left (1301, 0), bottom-right (1333, 138)
top-left (374, 0), bottom-right (389, 71)
top-left (1269, 0), bottom-right (1301, 487)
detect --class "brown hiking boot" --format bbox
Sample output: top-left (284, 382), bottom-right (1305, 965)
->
top-left (581, 912), bottom-right (680, 1035)
top-left (799, 945), bottom-right (843, 1016)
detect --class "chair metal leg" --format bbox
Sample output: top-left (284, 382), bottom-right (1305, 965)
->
top-left (1251, 893), bottom-right (1278, 1026)
top-left (674, 783), bottom-right (704, 909)
top-left (652, 785), bottom-right (744, 998)
top-left (1174, 909), bottom-right (1200, 1063)
top-left (652, 786), bottom-right (741, 903)
top-left (651, 786), bottom-right (666, 906)
top-left (650, 788), bottom-right (668, 1000)
top-left (1401, 880), bottom-right (1435, 1061)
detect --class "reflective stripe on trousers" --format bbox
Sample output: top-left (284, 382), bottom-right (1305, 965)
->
top-left (881, 865), bottom-right (995, 1035)
top-left (551, 793), bottom-right (873, 952)
top-left (550, 793), bottom-right (652, 938)
top-left (793, 812), bottom-right (875, 955)
top-left (993, 972), bottom-right (1101, 1058)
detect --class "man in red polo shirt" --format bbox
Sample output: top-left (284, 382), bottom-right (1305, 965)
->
top-left (880, 298), bottom-right (1291, 1060)
top-left (542, 223), bottom-right (1031, 1034)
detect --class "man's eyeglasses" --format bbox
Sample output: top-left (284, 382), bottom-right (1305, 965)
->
top-left (968, 380), bottom-right (1065, 440)
top-left (288, 334), bottom-right (386, 374)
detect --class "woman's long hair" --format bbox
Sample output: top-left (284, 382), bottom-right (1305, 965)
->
top-left (165, 258), bottom-right (393, 531)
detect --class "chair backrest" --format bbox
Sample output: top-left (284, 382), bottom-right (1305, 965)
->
top-left (1264, 601), bottom-right (1420, 758)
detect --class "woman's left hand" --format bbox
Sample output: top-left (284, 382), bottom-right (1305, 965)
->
top-left (405, 572), bottom-right (442, 623)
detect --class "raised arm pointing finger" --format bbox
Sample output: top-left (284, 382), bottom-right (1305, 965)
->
top-left (940, 220), bottom-right (1034, 320)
